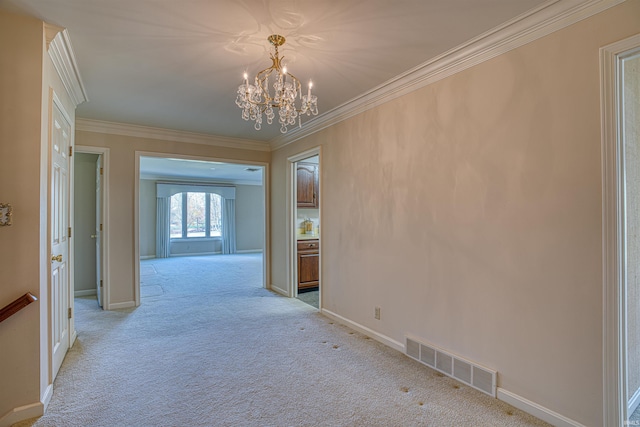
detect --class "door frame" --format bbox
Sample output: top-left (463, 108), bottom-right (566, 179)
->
top-left (133, 151), bottom-right (270, 307)
top-left (287, 147), bottom-right (321, 303)
top-left (75, 145), bottom-right (111, 309)
top-left (601, 33), bottom-right (640, 427)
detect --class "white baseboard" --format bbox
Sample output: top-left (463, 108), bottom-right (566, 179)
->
top-left (70, 329), bottom-right (78, 347)
top-left (270, 283), bottom-right (288, 296)
top-left (321, 309), bottom-right (404, 353)
top-left (74, 289), bottom-right (96, 297)
top-left (0, 399), bottom-right (45, 427)
top-left (107, 301), bottom-right (136, 310)
top-left (497, 388), bottom-right (585, 427)
top-left (140, 255), bottom-right (155, 260)
top-left (236, 249), bottom-right (263, 254)
top-left (303, 307), bottom-right (587, 426)
top-left (629, 386), bottom-right (640, 415)
top-left (0, 383), bottom-right (54, 427)
top-left (41, 384), bottom-right (53, 412)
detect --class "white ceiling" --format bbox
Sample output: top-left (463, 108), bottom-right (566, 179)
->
top-left (1, 0), bottom-right (550, 143)
top-left (140, 157), bottom-right (264, 185)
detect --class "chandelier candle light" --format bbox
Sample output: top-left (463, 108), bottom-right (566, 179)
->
top-left (236, 34), bottom-right (318, 133)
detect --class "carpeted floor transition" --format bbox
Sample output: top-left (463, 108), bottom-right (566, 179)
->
top-left (14, 254), bottom-right (552, 427)
top-left (296, 288), bottom-right (318, 309)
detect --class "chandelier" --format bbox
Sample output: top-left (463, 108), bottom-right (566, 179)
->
top-left (236, 34), bottom-right (318, 133)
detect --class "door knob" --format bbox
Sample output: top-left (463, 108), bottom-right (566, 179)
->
top-left (51, 254), bottom-right (62, 262)
top-left (91, 234), bottom-right (97, 238)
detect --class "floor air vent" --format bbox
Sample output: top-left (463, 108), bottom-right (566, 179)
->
top-left (406, 337), bottom-right (497, 397)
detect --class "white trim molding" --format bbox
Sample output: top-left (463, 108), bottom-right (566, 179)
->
top-left (46, 26), bottom-right (88, 107)
top-left (630, 386), bottom-right (640, 416)
top-left (108, 301), bottom-right (136, 310)
top-left (601, 33), bottom-right (640, 427)
top-left (76, 119), bottom-right (270, 152)
top-left (321, 309), bottom-right (404, 353)
top-left (270, 0), bottom-right (625, 151)
top-left (270, 283), bottom-right (288, 296)
top-left (0, 382), bottom-right (50, 427)
top-left (497, 389), bottom-right (586, 427)
top-left (0, 402), bottom-right (44, 427)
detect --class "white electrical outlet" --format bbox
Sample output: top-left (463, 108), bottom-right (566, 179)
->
top-left (374, 306), bottom-right (381, 320)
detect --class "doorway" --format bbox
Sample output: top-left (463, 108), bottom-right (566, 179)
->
top-left (73, 152), bottom-right (98, 299)
top-left (73, 146), bottom-right (109, 309)
top-left (134, 153), bottom-right (268, 306)
top-left (289, 148), bottom-right (321, 309)
top-left (601, 34), bottom-right (640, 426)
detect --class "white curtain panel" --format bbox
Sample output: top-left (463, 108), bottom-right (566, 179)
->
top-left (155, 197), bottom-right (171, 258)
top-left (222, 198), bottom-right (236, 254)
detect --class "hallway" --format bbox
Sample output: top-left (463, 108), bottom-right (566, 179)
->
top-left (14, 254), bottom-right (548, 426)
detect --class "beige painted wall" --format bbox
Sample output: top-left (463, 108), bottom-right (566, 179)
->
top-left (0, 9), bottom-right (78, 421)
top-left (0, 10), bottom-right (45, 418)
top-left (75, 130), bottom-right (269, 305)
top-left (235, 184), bottom-right (265, 251)
top-left (626, 54), bottom-right (640, 404)
top-left (139, 179), bottom-right (156, 258)
top-left (269, 3), bottom-right (640, 425)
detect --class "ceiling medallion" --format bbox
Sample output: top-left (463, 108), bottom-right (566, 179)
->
top-left (236, 34), bottom-right (318, 133)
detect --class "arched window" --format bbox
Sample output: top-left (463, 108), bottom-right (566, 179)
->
top-left (170, 192), bottom-right (223, 239)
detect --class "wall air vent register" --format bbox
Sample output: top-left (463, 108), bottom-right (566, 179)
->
top-left (406, 336), bottom-right (497, 397)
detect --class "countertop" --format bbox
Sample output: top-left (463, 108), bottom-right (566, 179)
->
top-left (297, 234), bottom-right (319, 241)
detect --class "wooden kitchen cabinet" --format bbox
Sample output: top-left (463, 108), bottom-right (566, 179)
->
top-left (297, 239), bottom-right (319, 290)
top-left (296, 162), bottom-right (318, 208)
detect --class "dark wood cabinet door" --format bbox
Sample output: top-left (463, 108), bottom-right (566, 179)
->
top-left (298, 252), bottom-right (319, 289)
top-left (297, 163), bottom-right (318, 208)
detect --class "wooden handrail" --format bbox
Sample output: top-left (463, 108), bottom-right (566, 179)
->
top-left (0, 292), bottom-right (38, 323)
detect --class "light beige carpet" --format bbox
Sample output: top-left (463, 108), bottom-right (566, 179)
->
top-left (15, 254), bottom-right (551, 427)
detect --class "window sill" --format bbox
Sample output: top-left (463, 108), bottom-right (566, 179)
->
top-left (170, 237), bottom-right (222, 242)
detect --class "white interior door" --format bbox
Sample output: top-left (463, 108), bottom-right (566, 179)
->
top-left (95, 154), bottom-right (103, 307)
top-left (50, 98), bottom-right (71, 380)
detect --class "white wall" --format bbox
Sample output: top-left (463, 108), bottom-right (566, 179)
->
top-left (171, 238), bottom-right (222, 255)
top-left (74, 153), bottom-right (98, 293)
top-left (235, 184), bottom-right (264, 252)
top-left (139, 179), bottom-right (156, 258)
top-left (269, 3), bottom-right (640, 425)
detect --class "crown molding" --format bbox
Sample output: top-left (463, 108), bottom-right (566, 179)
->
top-left (270, 0), bottom-right (624, 151)
top-left (76, 118), bottom-right (271, 152)
top-left (46, 25), bottom-right (88, 107)
top-left (44, 23), bottom-right (63, 49)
